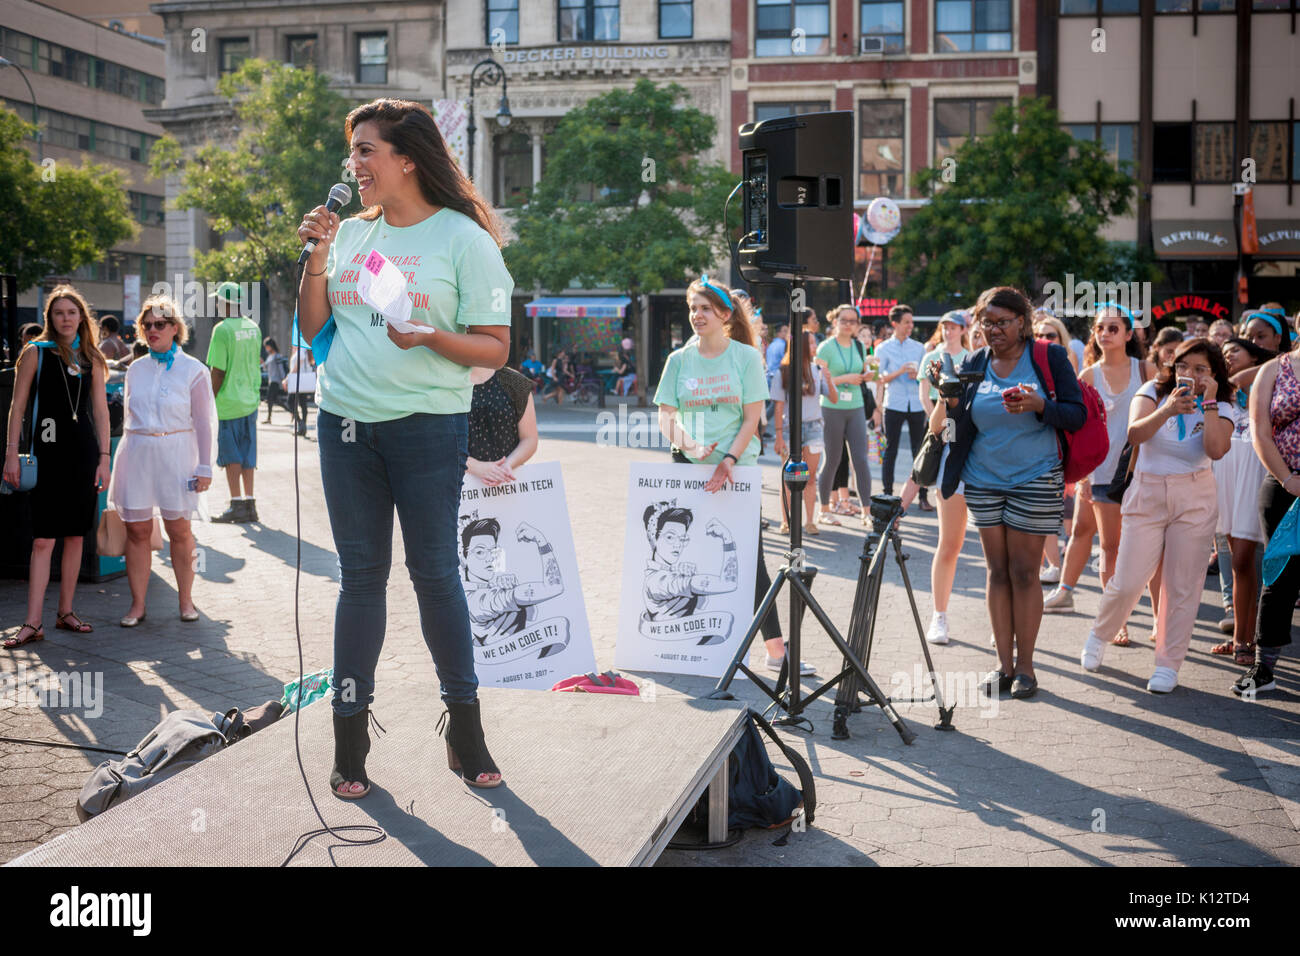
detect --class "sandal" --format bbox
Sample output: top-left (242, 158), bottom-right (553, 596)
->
top-left (1233, 642), bottom-right (1256, 666)
top-left (1210, 639), bottom-right (1235, 656)
top-left (438, 700), bottom-right (503, 789)
top-left (817, 511), bottom-right (841, 527)
top-left (1111, 627), bottom-right (1131, 647)
top-left (55, 611), bottom-right (93, 633)
top-left (3, 623), bottom-right (44, 650)
top-left (804, 522), bottom-right (819, 536)
top-left (330, 709), bottom-right (381, 800)
top-left (835, 501), bottom-right (861, 516)
top-left (779, 521), bottom-right (791, 534)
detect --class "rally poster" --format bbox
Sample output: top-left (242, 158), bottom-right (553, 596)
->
top-left (458, 462), bottom-right (597, 690)
top-left (615, 462), bottom-right (761, 678)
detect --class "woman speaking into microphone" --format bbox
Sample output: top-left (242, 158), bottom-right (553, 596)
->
top-left (295, 99), bottom-right (513, 798)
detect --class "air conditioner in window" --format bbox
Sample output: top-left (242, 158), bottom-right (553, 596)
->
top-left (860, 35), bottom-right (886, 56)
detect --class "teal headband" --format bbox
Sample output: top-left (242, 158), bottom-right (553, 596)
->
top-left (1244, 310), bottom-right (1284, 337)
top-left (1097, 302), bottom-right (1136, 328)
top-left (699, 275), bottom-right (733, 311)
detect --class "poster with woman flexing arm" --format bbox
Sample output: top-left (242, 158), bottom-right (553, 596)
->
top-left (616, 462), bottom-right (761, 678)
top-left (458, 462), bottom-right (597, 689)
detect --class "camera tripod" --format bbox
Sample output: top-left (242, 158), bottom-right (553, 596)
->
top-left (706, 279), bottom-right (949, 743)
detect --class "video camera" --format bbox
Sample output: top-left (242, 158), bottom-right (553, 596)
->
top-left (934, 368), bottom-right (984, 400)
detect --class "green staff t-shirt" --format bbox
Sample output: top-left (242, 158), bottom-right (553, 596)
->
top-left (816, 336), bottom-right (867, 411)
top-left (206, 315), bottom-right (263, 420)
top-left (654, 339), bottom-right (768, 465)
top-left (319, 208), bottom-right (514, 423)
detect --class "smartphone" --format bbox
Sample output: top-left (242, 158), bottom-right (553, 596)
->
top-left (1001, 385), bottom-right (1025, 401)
top-left (185, 477), bottom-right (199, 492)
top-left (1176, 376), bottom-right (1194, 395)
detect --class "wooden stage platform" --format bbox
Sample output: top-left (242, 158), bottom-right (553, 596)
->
top-left (8, 686), bottom-right (749, 867)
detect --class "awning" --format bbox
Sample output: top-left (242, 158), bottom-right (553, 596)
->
top-left (525, 296), bottom-right (631, 318)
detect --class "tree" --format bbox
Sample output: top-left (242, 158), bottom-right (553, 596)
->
top-left (889, 96), bottom-right (1160, 312)
top-left (503, 78), bottom-right (737, 404)
top-left (0, 107), bottom-right (138, 294)
top-left (148, 59), bottom-right (359, 347)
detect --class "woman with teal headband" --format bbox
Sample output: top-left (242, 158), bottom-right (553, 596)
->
top-left (3, 285), bottom-right (111, 647)
top-left (1243, 308), bottom-right (1291, 355)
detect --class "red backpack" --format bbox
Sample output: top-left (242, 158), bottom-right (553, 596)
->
top-left (1031, 340), bottom-right (1109, 484)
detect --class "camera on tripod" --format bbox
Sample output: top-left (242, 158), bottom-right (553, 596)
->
top-left (868, 494), bottom-right (904, 533)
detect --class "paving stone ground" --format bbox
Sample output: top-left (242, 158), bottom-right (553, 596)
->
top-left (2, 399), bottom-right (1298, 866)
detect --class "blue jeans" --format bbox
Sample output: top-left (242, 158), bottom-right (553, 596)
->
top-left (317, 409), bottom-right (478, 715)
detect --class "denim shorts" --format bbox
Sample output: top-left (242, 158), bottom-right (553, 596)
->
top-left (216, 411), bottom-right (258, 469)
top-left (782, 416), bottom-right (825, 454)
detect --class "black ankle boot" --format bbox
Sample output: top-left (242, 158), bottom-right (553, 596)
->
top-left (437, 700), bottom-right (502, 789)
top-left (329, 709), bottom-right (377, 799)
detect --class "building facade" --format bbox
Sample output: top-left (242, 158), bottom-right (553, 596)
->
top-left (145, 0), bottom-right (444, 351)
top-left (1044, 1), bottom-right (1300, 323)
top-left (445, 0), bottom-right (734, 371)
top-left (1, 0), bottom-right (166, 326)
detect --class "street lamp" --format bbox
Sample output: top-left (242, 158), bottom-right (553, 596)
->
top-left (466, 58), bottom-right (511, 183)
top-left (0, 55), bottom-right (42, 161)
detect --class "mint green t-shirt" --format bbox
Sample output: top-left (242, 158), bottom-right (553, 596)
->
top-left (920, 346), bottom-right (969, 402)
top-left (816, 336), bottom-right (867, 410)
top-left (654, 339), bottom-right (768, 465)
top-left (318, 208), bottom-right (514, 423)
top-left (206, 315), bottom-right (263, 420)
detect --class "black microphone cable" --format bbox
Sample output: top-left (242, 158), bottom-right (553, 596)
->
top-left (281, 256), bottom-right (386, 866)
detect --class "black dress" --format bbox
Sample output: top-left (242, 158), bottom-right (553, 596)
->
top-left (468, 367), bottom-right (534, 462)
top-left (28, 347), bottom-right (99, 538)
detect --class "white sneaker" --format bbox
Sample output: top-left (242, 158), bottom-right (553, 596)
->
top-left (989, 632), bottom-right (997, 646)
top-left (1042, 587), bottom-right (1074, 612)
top-left (1091, 554), bottom-right (1102, 574)
top-left (1040, 565), bottom-right (1061, 584)
top-left (926, 612), bottom-right (950, 645)
top-left (1080, 630), bottom-right (1107, 672)
top-left (766, 655), bottom-right (817, 676)
top-left (1147, 666), bottom-right (1179, 694)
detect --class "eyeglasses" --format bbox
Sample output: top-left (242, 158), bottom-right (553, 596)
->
top-left (1173, 361), bottom-right (1212, 376)
top-left (139, 320), bottom-right (173, 331)
top-left (977, 317), bottom-right (1020, 331)
top-left (466, 545), bottom-right (502, 561)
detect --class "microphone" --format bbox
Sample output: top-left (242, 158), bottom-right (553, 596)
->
top-left (297, 183), bottom-right (353, 266)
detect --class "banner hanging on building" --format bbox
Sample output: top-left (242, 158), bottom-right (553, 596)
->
top-left (431, 99), bottom-right (469, 172)
top-left (458, 462), bottom-right (597, 690)
top-left (615, 462), bottom-right (761, 678)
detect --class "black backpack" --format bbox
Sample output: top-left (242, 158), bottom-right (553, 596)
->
top-left (672, 710), bottom-right (817, 847)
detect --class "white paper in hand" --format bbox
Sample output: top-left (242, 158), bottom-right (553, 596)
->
top-left (357, 248), bottom-right (416, 327)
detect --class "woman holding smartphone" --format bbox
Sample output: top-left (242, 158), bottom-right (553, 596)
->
top-left (1080, 338), bottom-right (1232, 693)
top-left (108, 296), bottom-right (216, 626)
top-left (296, 98), bottom-right (513, 798)
top-left (938, 287), bottom-right (1086, 698)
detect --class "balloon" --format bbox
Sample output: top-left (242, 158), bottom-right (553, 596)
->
top-left (866, 197), bottom-right (901, 233)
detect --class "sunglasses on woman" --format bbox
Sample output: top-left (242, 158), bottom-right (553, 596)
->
top-left (139, 319), bottom-right (173, 331)
top-left (1035, 329), bottom-right (1059, 341)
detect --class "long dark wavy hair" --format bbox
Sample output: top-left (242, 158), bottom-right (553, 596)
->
top-left (1153, 337), bottom-right (1233, 403)
top-left (345, 99), bottom-right (503, 246)
top-left (1084, 304), bottom-right (1146, 367)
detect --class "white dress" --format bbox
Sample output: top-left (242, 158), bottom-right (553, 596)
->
top-left (1213, 397), bottom-right (1266, 543)
top-left (108, 351), bottom-right (217, 522)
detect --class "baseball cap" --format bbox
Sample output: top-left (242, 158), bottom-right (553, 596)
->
top-left (940, 309), bottom-right (969, 327)
top-left (209, 281), bottom-right (242, 306)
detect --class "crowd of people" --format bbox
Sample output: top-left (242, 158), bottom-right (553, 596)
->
top-left (2, 96), bottom-right (1294, 808)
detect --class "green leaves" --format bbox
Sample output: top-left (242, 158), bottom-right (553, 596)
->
top-left (504, 78), bottom-right (732, 299)
top-left (892, 97), bottom-right (1146, 310)
top-left (146, 58), bottom-right (356, 289)
top-left (0, 107), bottom-right (138, 291)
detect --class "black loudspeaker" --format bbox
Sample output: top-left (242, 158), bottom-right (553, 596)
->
top-left (737, 111), bottom-right (853, 283)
